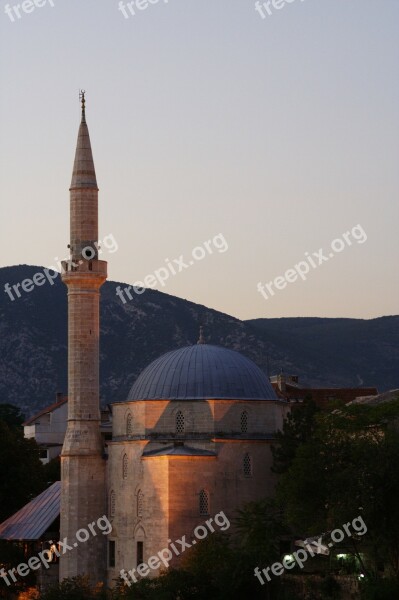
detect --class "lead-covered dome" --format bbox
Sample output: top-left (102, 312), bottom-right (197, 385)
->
top-left (127, 344), bottom-right (277, 401)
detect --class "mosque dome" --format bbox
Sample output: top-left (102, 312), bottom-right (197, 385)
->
top-left (127, 343), bottom-right (277, 401)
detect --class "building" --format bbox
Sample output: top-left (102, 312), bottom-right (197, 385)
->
top-left (23, 394), bottom-right (112, 464)
top-left (0, 483), bottom-right (61, 589)
top-left (270, 372), bottom-right (378, 408)
top-left (59, 97), bottom-right (288, 585)
top-left (108, 337), bottom-right (288, 581)
top-left (23, 394), bottom-right (68, 463)
top-left (0, 97), bottom-right (288, 588)
top-left (59, 92), bottom-right (108, 583)
top-left (0, 96), bottom-right (386, 590)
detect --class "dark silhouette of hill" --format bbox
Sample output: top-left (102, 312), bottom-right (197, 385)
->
top-left (247, 317), bottom-right (399, 392)
top-left (1, 265), bottom-right (398, 417)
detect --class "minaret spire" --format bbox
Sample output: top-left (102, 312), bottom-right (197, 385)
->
top-left (70, 91), bottom-right (97, 193)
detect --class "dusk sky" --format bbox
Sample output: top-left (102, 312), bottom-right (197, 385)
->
top-left (1, 0), bottom-right (398, 320)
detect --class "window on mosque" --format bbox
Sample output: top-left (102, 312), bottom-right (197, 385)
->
top-left (110, 490), bottom-right (116, 517)
top-left (122, 454), bottom-right (128, 479)
top-left (109, 541), bottom-right (115, 568)
top-left (126, 413), bottom-right (133, 436)
top-left (240, 411), bottom-right (248, 433)
top-left (137, 541), bottom-right (144, 567)
top-left (176, 410), bottom-right (185, 435)
top-left (199, 489), bottom-right (210, 515)
top-left (137, 490), bottom-right (143, 518)
top-left (243, 453), bottom-right (252, 478)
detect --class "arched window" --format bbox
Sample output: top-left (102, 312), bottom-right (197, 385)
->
top-left (240, 411), bottom-right (248, 433)
top-left (243, 453), bottom-right (252, 478)
top-left (110, 490), bottom-right (116, 517)
top-left (122, 454), bottom-right (128, 480)
top-left (126, 413), bottom-right (133, 436)
top-left (137, 489), bottom-right (143, 518)
top-left (176, 410), bottom-right (185, 435)
top-left (136, 541), bottom-right (144, 567)
top-left (199, 489), bottom-right (210, 516)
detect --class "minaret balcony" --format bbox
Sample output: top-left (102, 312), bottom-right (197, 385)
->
top-left (61, 259), bottom-right (107, 286)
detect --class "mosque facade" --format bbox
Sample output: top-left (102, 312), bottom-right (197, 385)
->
top-left (60, 98), bottom-right (287, 585)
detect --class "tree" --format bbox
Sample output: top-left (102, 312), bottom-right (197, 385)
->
top-left (0, 406), bottom-right (50, 597)
top-left (0, 403), bottom-right (25, 428)
top-left (277, 399), bottom-right (399, 580)
top-left (43, 456), bottom-right (61, 485)
top-left (116, 568), bottom-right (218, 600)
top-left (271, 398), bottom-right (320, 474)
top-left (40, 577), bottom-right (108, 600)
top-left (0, 420), bottom-right (46, 522)
top-left (233, 499), bottom-right (292, 600)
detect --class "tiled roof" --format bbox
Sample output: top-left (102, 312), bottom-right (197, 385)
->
top-left (23, 398), bottom-right (67, 426)
top-left (272, 383), bottom-right (378, 405)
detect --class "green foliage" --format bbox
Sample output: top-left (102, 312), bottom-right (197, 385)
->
top-left (0, 419), bottom-right (46, 522)
top-left (0, 403), bottom-right (60, 525)
top-left (360, 577), bottom-right (399, 600)
top-left (114, 518), bottom-right (289, 600)
top-left (40, 576), bottom-right (108, 600)
top-left (180, 533), bottom-right (250, 599)
top-left (271, 398), bottom-right (320, 474)
top-left (42, 456), bottom-right (61, 485)
top-left (277, 399), bottom-right (399, 578)
top-left (0, 541), bottom-right (34, 598)
top-left (318, 575), bottom-right (341, 598)
top-left (0, 403), bottom-right (25, 428)
top-left (116, 569), bottom-right (218, 600)
top-left (234, 498), bottom-right (288, 566)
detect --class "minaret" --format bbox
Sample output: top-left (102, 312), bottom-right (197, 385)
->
top-left (60, 93), bottom-right (107, 583)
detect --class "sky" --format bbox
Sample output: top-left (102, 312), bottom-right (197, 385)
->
top-left (0, 0), bottom-right (398, 321)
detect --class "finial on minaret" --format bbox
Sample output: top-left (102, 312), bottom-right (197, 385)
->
top-left (79, 89), bottom-right (86, 123)
top-left (70, 90), bottom-right (98, 191)
top-left (197, 325), bottom-right (206, 345)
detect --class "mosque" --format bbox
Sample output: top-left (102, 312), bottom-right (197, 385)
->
top-left (0, 96), bottom-right (288, 588)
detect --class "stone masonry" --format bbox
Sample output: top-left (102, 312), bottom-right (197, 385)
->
top-left (59, 97), bottom-right (108, 584)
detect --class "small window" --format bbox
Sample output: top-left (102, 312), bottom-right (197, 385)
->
top-left (110, 490), bottom-right (116, 517)
top-left (109, 541), bottom-right (115, 568)
top-left (240, 411), bottom-right (248, 433)
top-left (176, 411), bottom-right (185, 435)
top-left (122, 454), bottom-right (128, 480)
top-left (137, 490), bottom-right (143, 518)
top-left (243, 453), bottom-right (252, 478)
top-left (126, 413), bottom-right (133, 436)
top-left (199, 489), bottom-right (210, 516)
top-left (137, 541), bottom-right (144, 567)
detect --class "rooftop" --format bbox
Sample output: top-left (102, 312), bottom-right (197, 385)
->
top-left (127, 344), bottom-right (278, 402)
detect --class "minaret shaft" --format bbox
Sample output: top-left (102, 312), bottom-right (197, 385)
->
top-left (70, 189), bottom-right (99, 261)
top-left (59, 98), bottom-right (107, 584)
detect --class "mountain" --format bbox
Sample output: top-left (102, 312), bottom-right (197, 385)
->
top-left (247, 317), bottom-right (399, 391)
top-left (1, 265), bottom-right (398, 417)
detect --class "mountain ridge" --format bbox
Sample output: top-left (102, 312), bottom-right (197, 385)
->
top-left (1, 265), bottom-right (398, 417)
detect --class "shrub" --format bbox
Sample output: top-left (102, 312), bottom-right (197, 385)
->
top-left (360, 577), bottom-right (399, 600)
top-left (40, 577), bottom-right (108, 600)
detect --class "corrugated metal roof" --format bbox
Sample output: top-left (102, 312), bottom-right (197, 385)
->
top-left (0, 482), bottom-right (60, 541)
top-left (127, 344), bottom-right (278, 402)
